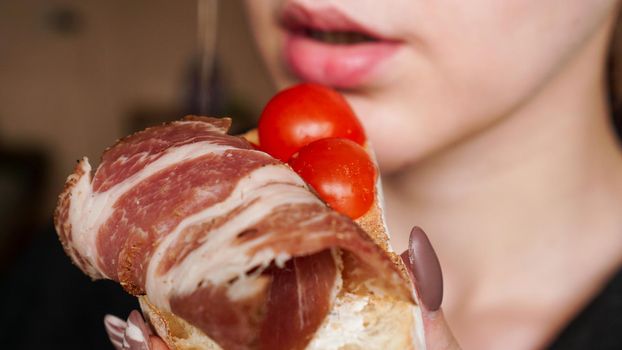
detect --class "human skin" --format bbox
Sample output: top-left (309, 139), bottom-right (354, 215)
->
top-left (244, 0), bottom-right (622, 349)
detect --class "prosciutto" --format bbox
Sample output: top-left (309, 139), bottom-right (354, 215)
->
top-left (55, 116), bottom-right (409, 350)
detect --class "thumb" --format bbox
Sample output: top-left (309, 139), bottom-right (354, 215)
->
top-left (400, 227), bottom-right (461, 350)
top-left (420, 308), bottom-right (460, 350)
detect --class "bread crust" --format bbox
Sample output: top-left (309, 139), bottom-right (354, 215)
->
top-left (140, 290), bottom-right (420, 350)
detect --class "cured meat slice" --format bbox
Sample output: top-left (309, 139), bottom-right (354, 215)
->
top-left (169, 250), bottom-right (338, 350)
top-left (259, 250), bottom-right (338, 350)
top-left (92, 117), bottom-right (250, 193)
top-left (55, 116), bottom-right (410, 350)
top-left (104, 150), bottom-right (281, 293)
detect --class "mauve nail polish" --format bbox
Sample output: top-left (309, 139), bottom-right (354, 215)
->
top-left (400, 226), bottom-right (443, 311)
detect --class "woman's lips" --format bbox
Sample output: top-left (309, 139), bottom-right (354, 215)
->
top-left (281, 3), bottom-right (400, 89)
top-left (284, 33), bottom-right (399, 89)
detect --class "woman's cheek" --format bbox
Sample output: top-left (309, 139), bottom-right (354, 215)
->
top-left (243, 0), bottom-right (619, 174)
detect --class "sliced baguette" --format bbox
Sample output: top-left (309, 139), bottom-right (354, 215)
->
top-left (138, 129), bottom-right (426, 350)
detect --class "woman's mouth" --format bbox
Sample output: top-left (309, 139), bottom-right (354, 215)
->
top-left (296, 28), bottom-right (377, 45)
top-left (281, 4), bottom-right (400, 89)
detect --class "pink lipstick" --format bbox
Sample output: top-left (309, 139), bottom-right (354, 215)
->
top-left (281, 3), bottom-right (400, 89)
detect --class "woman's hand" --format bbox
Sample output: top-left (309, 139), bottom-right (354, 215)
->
top-left (104, 226), bottom-right (459, 350)
top-left (400, 227), bottom-right (461, 350)
top-left (104, 310), bottom-right (169, 350)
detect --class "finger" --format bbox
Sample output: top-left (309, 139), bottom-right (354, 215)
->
top-left (149, 336), bottom-right (170, 350)
top-left (125, 310), bottom-right (153, 350)
top-left (104, 314), bottom-right (127, 350)
top-left (400, 226), bottom-right (461, 350)
top-left (421, 308), bottom-right (461, 350)
top-left (105, 310), bottom-right (156, 350)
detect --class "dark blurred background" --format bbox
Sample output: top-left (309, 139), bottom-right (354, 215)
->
top-left (0, 1), bottom-right (274, 348)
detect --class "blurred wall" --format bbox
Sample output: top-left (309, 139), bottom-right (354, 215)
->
top-left (0, 0), bottom-right (274, 219)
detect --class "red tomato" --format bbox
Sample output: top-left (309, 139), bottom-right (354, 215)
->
top-left (258, 83), bottom-right (366, 162)
top-left (288, 138), bottom-right (376, 219)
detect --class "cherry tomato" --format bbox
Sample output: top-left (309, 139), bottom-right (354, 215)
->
top-left (258, 83), bottom-right (366, 162)
top-left (288, 138), bottom-right (376, 219)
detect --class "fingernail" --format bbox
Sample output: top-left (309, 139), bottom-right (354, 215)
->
top-left (400, 226), bottom-right (443, 311)
top-left (104, 311), bottom-right (153, 350)
top-left (126, 310), bottom-right (152, 350)
top-left (104, 314), bottom-right (126, 350)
